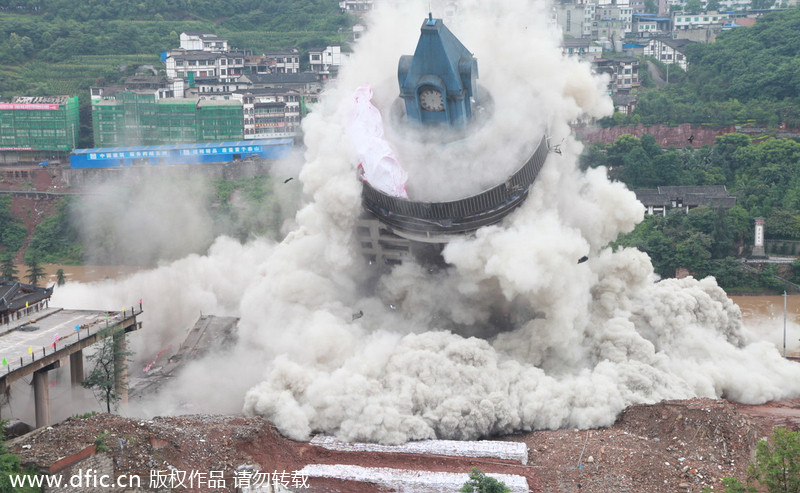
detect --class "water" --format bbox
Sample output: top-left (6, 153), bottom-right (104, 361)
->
top-left (732, 294), bottom-right (800, 356)
top-left (13, 264), bottom-right (142, 285)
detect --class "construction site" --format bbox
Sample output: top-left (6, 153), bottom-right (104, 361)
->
top-left (5, 313), bottom-right (800, 492)
top-left (5, 4), bottom-right (800, 493)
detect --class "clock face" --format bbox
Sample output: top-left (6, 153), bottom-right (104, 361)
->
top-left (419, 88), bottom-right (444, 112)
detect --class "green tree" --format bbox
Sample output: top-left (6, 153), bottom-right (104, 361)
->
top-left (721, 428), bottom-right (800, 492)
top-left (0, 255), bottom-right (18, 283)
top-left (82, 326), bottom-right (133, 413)
top-left (0, 196), bottom-right (26, 255)
top-left (55, 268), bottom-right (66, 286)
top-left (460, 468), bottom-right (510, 493)
top-left (24, 258), bottom-right (45, 287)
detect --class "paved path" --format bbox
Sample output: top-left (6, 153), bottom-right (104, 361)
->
top-left (0, 307), bottom-right (132, 374)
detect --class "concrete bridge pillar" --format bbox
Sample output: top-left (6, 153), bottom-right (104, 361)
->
top-left (32, 360), bottom-right (60, 429)
top-left (113, 331), bottom-right (128, 406)
top-left (69, 350), bottom-right (84, 387)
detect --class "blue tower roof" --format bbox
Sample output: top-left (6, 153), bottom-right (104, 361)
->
top-left (398, 14), bottom-right (478, 128)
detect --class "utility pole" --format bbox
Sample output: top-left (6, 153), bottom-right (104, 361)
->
top-left (783, 291), bottom-right (787, 358)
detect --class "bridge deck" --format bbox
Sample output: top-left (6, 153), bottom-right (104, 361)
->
top-left (0, 306), bottom-right (142, 393)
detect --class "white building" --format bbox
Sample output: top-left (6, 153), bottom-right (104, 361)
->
top-left (179, 32), bottom-right (229, 52)
top-left (552, 3), bottom-right (595, 38)
top-left (262, 49), bottom-right (301, 74)
top-left (643, 37), bottom-right (693, 71)
top-left (308, 46), bottom-right (350, 76)
top-left (234, 89), bottom-right (302, 140)
top-left (562, 38), bottom-right (603, 60)
top-left (672, 11), bottom-right (731, 30)
top-left (339, 0), bottom-right (373, 13)
top-left (165, 51), bottom-right (246, 85)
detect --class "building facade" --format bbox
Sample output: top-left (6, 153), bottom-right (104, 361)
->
top-left (0, 96), bottom-right (80, 153)
top-left (233, 89), bottom-right (302, 140)
top-left (179, 32), bottom-right (229, 52)
top-left (308, 46), bottom-right (350, 76)
top-left (592, 57), bottom-right (640, 93)
top-left (643, 37), bottom-right (693, 71)
top-left (92, 92), bottom-right (243, 147)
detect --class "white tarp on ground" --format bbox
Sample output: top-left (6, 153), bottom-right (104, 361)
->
top-left (299, 464), bottom-right (529, 493)
top-left (346, 85), bottom-right (408, 198)
top-left (310, 435), bottom-right (529, 464)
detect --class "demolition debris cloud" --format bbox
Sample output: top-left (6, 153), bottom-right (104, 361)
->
top-left (53, 0), bottom-right (800, 443)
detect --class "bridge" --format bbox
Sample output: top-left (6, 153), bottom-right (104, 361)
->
top-left (0, 305), bottom-right (142, 428)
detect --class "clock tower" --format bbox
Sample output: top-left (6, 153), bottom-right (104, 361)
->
top-left (397, 13), bottom-right (478, 129)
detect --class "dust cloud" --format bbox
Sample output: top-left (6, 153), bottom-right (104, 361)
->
top-left (51, 0), bottom-right (800, 444)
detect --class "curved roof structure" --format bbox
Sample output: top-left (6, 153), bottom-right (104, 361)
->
top-left (362, 135), bottom-right (549, 242)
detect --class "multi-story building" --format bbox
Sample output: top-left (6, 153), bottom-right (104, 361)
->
top-left (0, 96), bottom-right (80, 157)
top-left (234, 88), bottom-right (302, 140)
top-left (91, 91), bottom-right (242, 147)
top-left (261, 49), bottom-right (301, 74)
top-left (308, 46), bottom-right (350, 77)
top-left (593, 57), bottom-right (640, 93)
top-left (90, 75), bottom-right (185, 102)
top-left (631, 13), bottom-right (672, 36)
top-left (553, 3), bottom-right (595, 38)
top-left (179, 32), bottom-right (229, 52)
top-left (562, 38), bottom-right (603, 60)
top-left (643, 37), bottom-right (693, 70)
top-left (672, 11), bottom-right (731, 30)
top-left (239, 73), bottom-right (323, 95)
top-left (165, 50), bottom-right (246, 87)
top-left (339, 0), bottom-right (373, 13)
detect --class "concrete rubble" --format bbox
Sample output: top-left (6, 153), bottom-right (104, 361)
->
top-left (6, 396), bottom-right (800, 492)
top-left (310, 435), bottom-right (529, 464)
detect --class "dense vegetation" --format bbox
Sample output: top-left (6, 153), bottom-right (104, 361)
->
top-left (608, 7), bottom-right (800, 127)
top-left (0, 196), bottom-right (26, 256)
top-left (23, 196), bottom-right (83, 264)
top-left (585, 132), bottom-right (800, 290)
top-left (719, 428), bottom-right (800, 492)
top-left (0, 423), bottom-right (40, 492)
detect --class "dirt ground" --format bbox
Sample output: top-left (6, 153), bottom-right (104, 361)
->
top-left (8, 395), bottom-right (800, 492)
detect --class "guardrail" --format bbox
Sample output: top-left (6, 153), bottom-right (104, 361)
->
top-left (362, 134), bottom-right (550, 236)
top-left (2, 306), bottom-right (142, 376)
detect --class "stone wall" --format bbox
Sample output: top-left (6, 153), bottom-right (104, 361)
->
top-left (573, 123), bottom-right (735, 147)
top-left (60, 159), bottom-right (275, 188)
top-left (573, 123), bottom-right (800, 148)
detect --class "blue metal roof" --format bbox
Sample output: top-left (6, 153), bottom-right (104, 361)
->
top-left (72, 139), bottom-right (293, 155)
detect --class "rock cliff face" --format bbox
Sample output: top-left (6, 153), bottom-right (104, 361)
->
top-left (573, 123), bottom-right (736, 148)
top-left (574, 123), bottom-right (800, 148)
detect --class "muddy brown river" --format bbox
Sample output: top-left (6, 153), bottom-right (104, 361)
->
top-left (14, 264), bottom-right (800, 354)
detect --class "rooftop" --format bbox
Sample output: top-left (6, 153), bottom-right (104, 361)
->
top-left (11, 96), bottom-right (71, 105)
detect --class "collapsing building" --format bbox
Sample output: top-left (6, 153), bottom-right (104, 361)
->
top-left (355, 14), bottom-right (550, 265)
